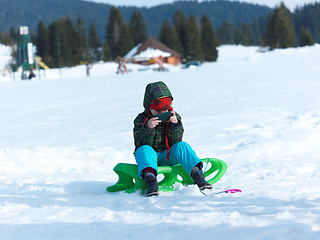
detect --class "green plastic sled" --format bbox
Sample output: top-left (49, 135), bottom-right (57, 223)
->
top-left (106, 158), bottom-right (227, 194)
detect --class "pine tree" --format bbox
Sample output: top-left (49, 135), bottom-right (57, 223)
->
top-left (174, 10), bottom-right (188, 59)
top-left (0, 32), bottom-right (11, 45)
top-left (9, 26), bottom-right (19, 44)
top-left (293, 3), bottom-right (320, 43)
top-left (250, 18), bottom-right (269, 45)
top-left (36, 21), bottom-right (50, 63)
top-left (106, 6), bottom-right (129, 59)
top-left (300, 27), bottom-right (315, 46)
top-left (217, 21), bottom-right (236, 44)
top-left (48, 21), bottom-right (59, 68)
top-left (88, 21), bottom-right (101, 61)
top-left (158, 20), bottom-right (183, 54)
top-left (75, 16), bottom-right (87, 64)
top-left (200, 15), bottom-right (218, 61)
top-left (158, 20), bottom-right (171, 44)
top-left (266, 3), bottom-right (297, 49)
top-left (185, 15), bottom-right (203, 61)
top-left (129, 10), bottom-right (147, 45)
top-left (58, 17), bottom-right (77, 66)
top-left (116, 24), bottom-right (134, 57)
top-left (242, 24), bottom-right (254, 46)
top-left (102, 41), bottom-right (112, 61)
top-left (31, 32), bottom-right (37, 45)
top-left (235, 24), bottom-right (253, 46)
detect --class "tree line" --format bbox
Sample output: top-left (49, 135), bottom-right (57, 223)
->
top-left (1, 6), bottom-right (220, 68)
top-left (0, 0), bottom-right (273, 41)
top-left (0, 3), bottom-right (317, 69)
top-left (217, 2), bottom-right (316, 48)
top-left (158, 11), bottom-right (219, 62)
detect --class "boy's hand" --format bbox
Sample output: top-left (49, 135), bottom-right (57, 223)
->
top-left (169, 111), bottom-right (178, 124)
top-left (147, 117), bottom-right (161, 129)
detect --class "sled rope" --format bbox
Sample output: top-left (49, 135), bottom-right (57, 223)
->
top-left (199, 159), bottom-right (242, 196)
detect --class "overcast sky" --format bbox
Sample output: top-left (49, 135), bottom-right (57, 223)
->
top-left (87, 0), bottom-right (319, 11)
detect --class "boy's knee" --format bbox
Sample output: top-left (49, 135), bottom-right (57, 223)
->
top-left (135, 145), bottom-right (157, 157)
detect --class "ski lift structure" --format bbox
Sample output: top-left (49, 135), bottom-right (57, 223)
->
top-left (13, 26), bottom-right (49, 80)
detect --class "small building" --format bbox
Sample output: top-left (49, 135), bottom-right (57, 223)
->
top-left (124, 37), bottom-right (181, 66)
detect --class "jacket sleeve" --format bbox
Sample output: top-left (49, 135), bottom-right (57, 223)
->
top-left (167, 112), bottom-right (184, 146)
top-left (133, 113), bottom-right (155, 149)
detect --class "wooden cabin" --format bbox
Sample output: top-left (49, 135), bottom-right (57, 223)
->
top-left (124, 37), bottom-right (181, 66)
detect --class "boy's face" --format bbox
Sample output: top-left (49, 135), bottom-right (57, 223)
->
top-left (150, 108), bottom-right (168, 116)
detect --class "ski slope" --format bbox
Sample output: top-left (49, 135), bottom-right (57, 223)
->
top-left (1, 44), bottom-right (320, 239)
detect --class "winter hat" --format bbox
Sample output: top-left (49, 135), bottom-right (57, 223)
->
top-left (150, 97), bottom-right (173, 111)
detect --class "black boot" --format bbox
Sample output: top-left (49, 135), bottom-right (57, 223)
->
top-left (143, 172), bottom-right (159, 197)
top-left (191, 167), bottom-right (213, 190)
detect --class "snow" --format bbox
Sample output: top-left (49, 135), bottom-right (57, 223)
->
top-left (1, 43), bottom-right (320, 239)
top-left (124, 46), bottom-right (172, 61)
top-left (133, 47), bottom-right (171, 60)
top-left (124, 44), bottom-right (172, 61)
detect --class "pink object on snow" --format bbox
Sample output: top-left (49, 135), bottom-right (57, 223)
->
top-left (225, 189), bottom-right (242, 193)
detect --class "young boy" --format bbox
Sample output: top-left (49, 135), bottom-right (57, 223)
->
top-left (134, 81), bottom-right (212, 197)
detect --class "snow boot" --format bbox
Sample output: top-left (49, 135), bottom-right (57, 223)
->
top-left (191, 167), bottom-right (213, 190)
top-left (143, 172), bottom-right (159, 197)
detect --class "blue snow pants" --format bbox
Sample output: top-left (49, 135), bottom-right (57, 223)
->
top-left (135, 141), bottom-right (202, 177)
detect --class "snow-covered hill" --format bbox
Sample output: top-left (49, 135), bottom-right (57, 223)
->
top-left (1, 44), bottom-right (320, 239)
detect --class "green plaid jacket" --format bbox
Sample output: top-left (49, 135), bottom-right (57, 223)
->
top-left (134, 81), bottom-right (184, 152)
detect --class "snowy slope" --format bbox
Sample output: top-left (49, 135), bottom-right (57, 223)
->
top-left (1, 44), bottom-right (320, 239)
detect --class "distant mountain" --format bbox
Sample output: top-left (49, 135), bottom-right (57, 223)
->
top-left (1, 0), bottom-right (272, 39)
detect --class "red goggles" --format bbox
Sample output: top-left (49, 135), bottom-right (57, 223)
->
top-left (150, 97), bottom-right (172, 111)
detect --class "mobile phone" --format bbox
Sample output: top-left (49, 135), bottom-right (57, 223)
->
top-left (154, 111), bottom-right (173, 122)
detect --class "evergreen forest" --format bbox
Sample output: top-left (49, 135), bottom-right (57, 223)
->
top-left (0, 0), bottom-right (319, 69)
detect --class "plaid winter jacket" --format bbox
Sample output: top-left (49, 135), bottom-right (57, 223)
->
top-left (134, 81), bottom-right (184, 152)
